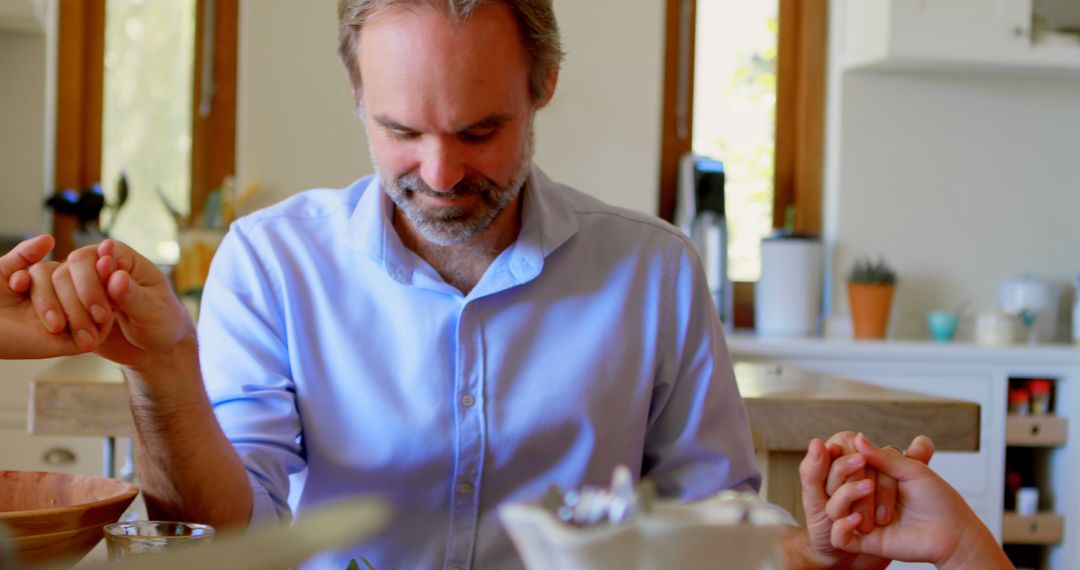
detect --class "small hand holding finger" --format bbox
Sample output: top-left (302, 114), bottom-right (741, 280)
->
top-left (0, 234), bottom-right (54, 283)
top-left (874, 450), bottom-right (899, 525)
top-left (28, 261), bottom-right (67, 334)
top-left (905, 435), bottom-right (935, 465)
top-left (9, 269), bottom-right (31, 294)
top-left (50, 262), bottom-right (100, 351)
top-left (86, 239), bottom-right (196, 368)
top-left (872, 435), bottom-right (935, 526)
top-left (0, 235), bottom-right (100, 359)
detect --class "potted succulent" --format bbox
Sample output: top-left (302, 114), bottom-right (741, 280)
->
top-left (847, 256), bottom-right (897, 340)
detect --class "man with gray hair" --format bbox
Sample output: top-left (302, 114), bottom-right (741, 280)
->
top-left (3, 1), bottom-right (906, 568)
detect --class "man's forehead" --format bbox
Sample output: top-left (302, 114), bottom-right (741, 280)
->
top-left (356, 2), bottom-right (532, 128)
top-left (357, 3), bottom-right (526, 60)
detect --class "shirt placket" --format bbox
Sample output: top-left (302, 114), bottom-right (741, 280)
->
top-left (444, 300), bottom-right (487, 570)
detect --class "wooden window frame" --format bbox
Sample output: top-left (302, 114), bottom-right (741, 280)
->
top-left (190, 0), bottom-right (238, 226)
top-left (53, 0), bottom-right (106, 259)
top-left (52, 0), bottom-right (237, 260)
top-left (774, 0), bottom-right (827, 235)
top-left (658, 0), bottom-right (827, 233)
top-left (658, 0), bottom-right (828, 327)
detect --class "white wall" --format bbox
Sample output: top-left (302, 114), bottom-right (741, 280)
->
top-left (825, 11), bottom-right (1080, 339)
top-left (0, 2), bottom-right (58, 422)
top-left (235, 0), bottom-right (664, 216)
top-left (0, 28), bottom-right (47, 237)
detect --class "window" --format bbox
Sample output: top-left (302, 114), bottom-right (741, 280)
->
top-left (692, 0), bottom-right (778, 282)
top-left (52, 0), bottom-right (237, 262)
top-left (101, 0), bottom-right (197, 264)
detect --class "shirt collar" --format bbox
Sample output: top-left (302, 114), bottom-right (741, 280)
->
top-left (346, 165), bottom-right (579, 291)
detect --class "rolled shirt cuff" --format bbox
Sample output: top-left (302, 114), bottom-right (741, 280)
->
top-left (247, 470), bottom-right (291, 525)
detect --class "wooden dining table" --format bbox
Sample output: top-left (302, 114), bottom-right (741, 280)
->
top-left (29, 355), bottom-right (980, 524)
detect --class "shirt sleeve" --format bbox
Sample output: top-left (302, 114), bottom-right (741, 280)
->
top-left (642, 240), bottom-right (762, 500)
top-left (198, 222), bottom-right (304, 524)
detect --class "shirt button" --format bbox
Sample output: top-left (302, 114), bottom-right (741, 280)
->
top-left (461, 395), bottom-right (476, 408)
top-left (458, 482), bottom-right (474, 495)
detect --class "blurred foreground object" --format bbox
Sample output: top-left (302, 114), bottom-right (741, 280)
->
top-left (501, 466), bottom-right (786, 570)
top-left (18, 496), bottom-right (390, 570)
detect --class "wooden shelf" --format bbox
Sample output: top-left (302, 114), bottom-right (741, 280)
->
top-left (1002, 513), bottom-right (1064, 545)
top-left (1005, 415), bottom-right (1068, 447)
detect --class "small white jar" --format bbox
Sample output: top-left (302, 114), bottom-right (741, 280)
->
top-left (975, 311), bottom-right (1017, 346)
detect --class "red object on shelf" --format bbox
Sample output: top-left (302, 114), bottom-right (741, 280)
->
top-left (1028, 379), bottom-right (1052, 394)
top-left (1009, 388), bottom-right (1031, 415)
top-left (1027, 379), bottom-right (1053, 415)
top-left (1009, 388), bottom-right (1030, 405)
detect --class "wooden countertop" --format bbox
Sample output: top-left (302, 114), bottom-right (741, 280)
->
top-left (30, 356), bottom-right (981, 454)
top-left (735, 362), bottom-right (980, 452)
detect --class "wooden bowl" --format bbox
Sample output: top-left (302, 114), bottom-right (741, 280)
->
top-left (0, 470), bottom-right (139, 566)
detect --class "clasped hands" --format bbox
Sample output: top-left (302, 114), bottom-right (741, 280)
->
top-left (799, 431), bottom-right (995, 569)
top-left (0, 235), bottom-right (193, 368)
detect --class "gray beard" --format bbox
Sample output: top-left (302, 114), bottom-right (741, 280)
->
top-left (373, 129), bottom-right (534, 247)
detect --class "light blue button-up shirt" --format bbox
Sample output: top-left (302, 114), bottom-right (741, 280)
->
top-left (198, 167), bottom-right (760, 570)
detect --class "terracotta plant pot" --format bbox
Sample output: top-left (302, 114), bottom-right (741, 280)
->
top-left (848, 283), bottom-right (895, 340)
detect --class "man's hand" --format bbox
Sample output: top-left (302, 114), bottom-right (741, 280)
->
top-left (87, 239), bottom-right (196, 368)
top-left (0, 235), bottom-right (102, 359)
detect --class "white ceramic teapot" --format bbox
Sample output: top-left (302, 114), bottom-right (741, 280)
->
top-left (1000, 274), bottom-right (1061, 344)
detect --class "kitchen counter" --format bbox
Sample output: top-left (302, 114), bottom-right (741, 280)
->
top-left (30, 354), bottom-right (980, 447)
top-left (30, 355), bottom-right (980, 528)
top-left (735, 361), bottom-right (979, 451)
top-left (727, 332), bottom-right (1080, 366)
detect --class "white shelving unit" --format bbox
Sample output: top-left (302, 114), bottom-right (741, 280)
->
top-left (843, 0), bottom-right (1080, 75)
top-left (727, 334), bottom-right (1080, 569)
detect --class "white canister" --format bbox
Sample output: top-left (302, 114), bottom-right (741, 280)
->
top-left (975, 311), bottom-right (1017, 346)
top-left (755, 235), bottom-right (823, 337)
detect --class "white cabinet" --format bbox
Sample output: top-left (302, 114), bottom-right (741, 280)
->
top-left (843, 0), bottom-right (1080, 74)
top-left (727, 335), bottom-right (1080, 569)
top-left (0, 0), bottom-right (45, 33)
top-left (0, 358), bottom-right (115, 476)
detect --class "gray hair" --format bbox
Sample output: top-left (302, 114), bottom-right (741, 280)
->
top-left (337, 0), bottom-right (564, 105)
